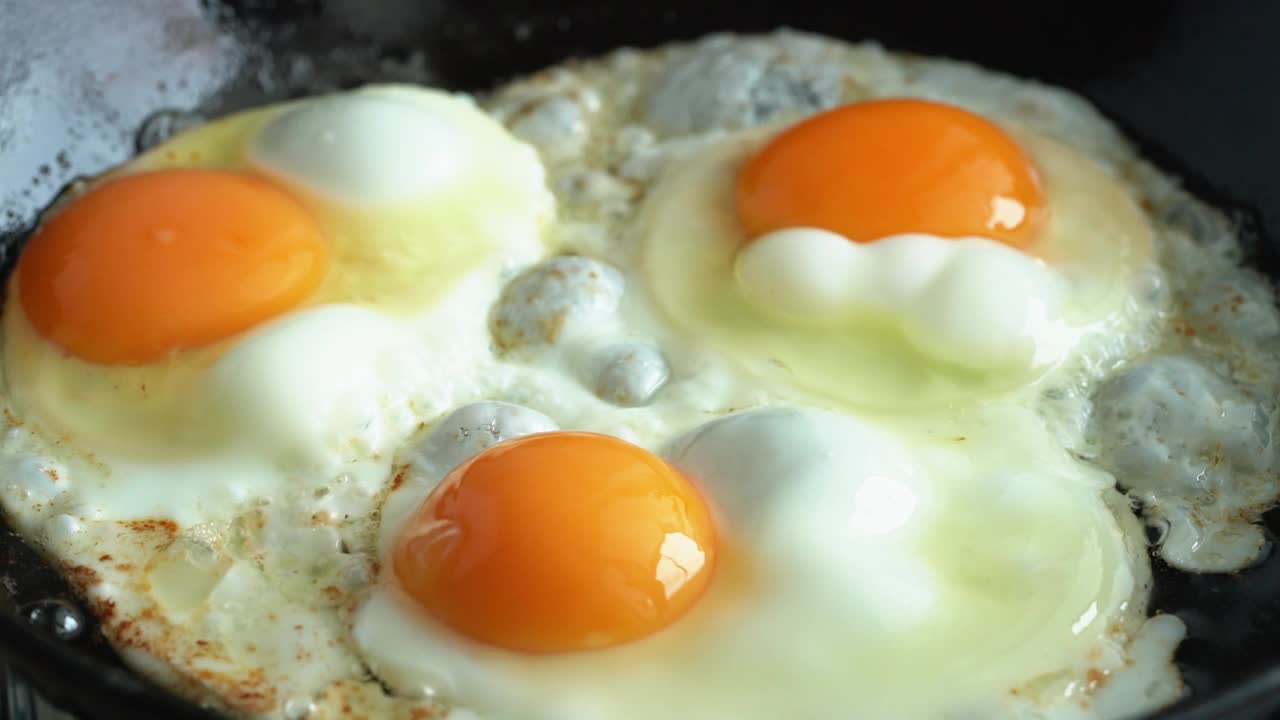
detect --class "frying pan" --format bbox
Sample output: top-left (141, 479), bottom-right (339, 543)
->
top-left (1, 0), bottom-right (1280, 718)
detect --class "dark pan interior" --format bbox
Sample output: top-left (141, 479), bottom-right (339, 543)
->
top-left (2, 1), bottom-right (1280, 718)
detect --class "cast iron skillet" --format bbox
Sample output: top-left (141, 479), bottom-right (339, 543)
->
top-left (2, 1), bottom-right (1280, 718)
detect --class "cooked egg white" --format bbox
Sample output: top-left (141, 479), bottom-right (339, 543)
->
top-left (3, 29), bottom-right (1275, 720)
top-left (251, 90), bottom-right (484, 205)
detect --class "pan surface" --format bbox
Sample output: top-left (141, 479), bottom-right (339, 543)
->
top-left (1, 1), bottom-right (1280, 718)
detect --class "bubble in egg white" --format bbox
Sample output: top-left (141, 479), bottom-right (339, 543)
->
top-left (734, 228), bottom-right (1071, 371)
top-left (667, 407), bottom-right (934, 628)
top-left (5, 455), bottom-right (67, 504)
top-left (592, 342), bottom-right (670, 407)
top-left (487, 70), bottom-right (602, 161)
top-left (43, 514), bottom-right (82, 543)
top-left (666, 407), bottom-right (824, 524)
top-left (490, 256), bottom-right (624, 351)
top-left (135, 108), bottom-right (206, 152)
top-left (669, 408), bottom-right (942, 637)
top-left (282, 698), bottom-right (316, 720)
top-left (414, 401), bottom-right (558, 474)
top-left (251, 91), bottom-right (469, 204)
top-left (645, 34), bottom-right (849, 134)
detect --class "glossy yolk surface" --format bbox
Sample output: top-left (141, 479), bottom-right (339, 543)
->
top-left (735, 99), bottom-right (1047, 247)
top-left (18, 169), bottom-right (327, 365)
top-left (394, 431), bottom-right (718, 654)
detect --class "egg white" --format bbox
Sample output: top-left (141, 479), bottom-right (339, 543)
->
top-left (3, 29), bottom-right (1270, 720)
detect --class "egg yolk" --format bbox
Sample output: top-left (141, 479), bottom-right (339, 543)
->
top-left (394, 431), bottom-right (718, 654)
top-left (18, 169), bottom-right (327, 365)
top-left (735, 98), bottom-right (1047, 247)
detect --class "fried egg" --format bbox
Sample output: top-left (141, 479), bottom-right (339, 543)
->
top-left (641, 97), bottom-right (1156, 409)
top-left (3, 85), bottom-right (551, 518)
top-left (352, 403), bottom-right (1159, 720)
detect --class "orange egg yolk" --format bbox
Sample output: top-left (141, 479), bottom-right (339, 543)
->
top-left (735, 98), bottom-right (1047, 247)
top-left (394, 431), bottom-right (718, 654)
top-left (18, 169), bottom-right (328, 365)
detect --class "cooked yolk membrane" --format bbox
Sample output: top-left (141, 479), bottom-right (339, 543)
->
top-left (17, 169), bottom-right (328, 365)
top-left (393, 431), bottom-right (719, 654)
top-left (735, 98), bottom-right (1048, 247)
